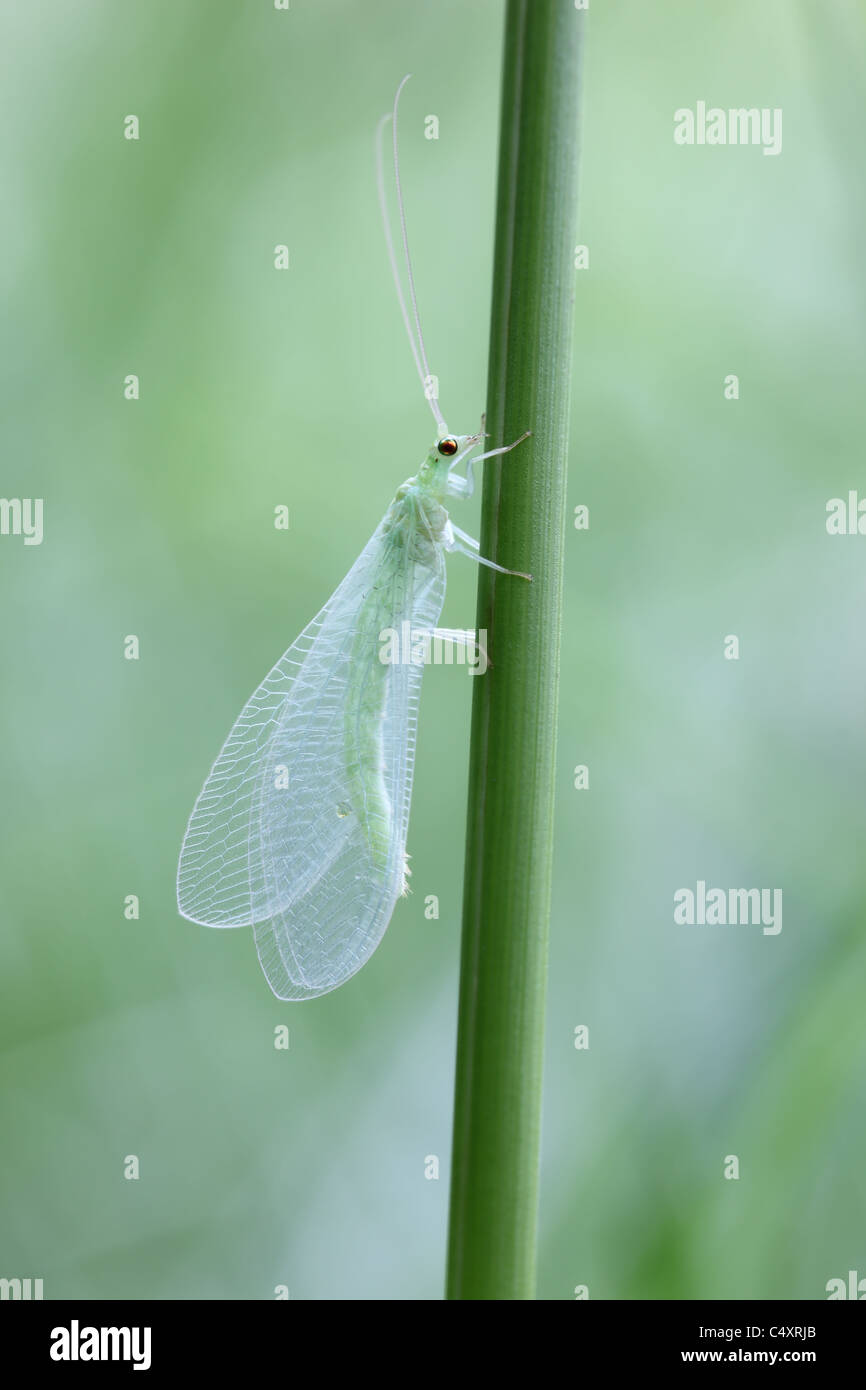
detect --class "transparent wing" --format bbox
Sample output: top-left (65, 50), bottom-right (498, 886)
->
top-left (177, 511), bottom-right (446, 1000)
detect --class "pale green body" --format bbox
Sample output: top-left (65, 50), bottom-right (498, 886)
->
top-left (344, 455), bottom-right (450, 876)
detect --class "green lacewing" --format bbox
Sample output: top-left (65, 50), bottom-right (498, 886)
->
top-left (177, 77), bottom-right (529, 999)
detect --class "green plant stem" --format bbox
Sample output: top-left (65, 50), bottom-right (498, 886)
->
top-left (446, 0), bottom-right (584, 1301)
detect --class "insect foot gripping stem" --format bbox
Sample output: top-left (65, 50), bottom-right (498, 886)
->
top-left (443, 521), bottom-right (532, 581)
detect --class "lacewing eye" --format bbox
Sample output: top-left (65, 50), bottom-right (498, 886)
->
top-left (437, 437), bottom-right (459, 457)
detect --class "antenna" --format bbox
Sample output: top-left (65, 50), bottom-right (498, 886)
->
top-left (375, 75), bottom-right (448, 434)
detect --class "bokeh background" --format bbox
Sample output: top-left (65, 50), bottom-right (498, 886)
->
top-left (2, 0), bottom-right (864, 1300)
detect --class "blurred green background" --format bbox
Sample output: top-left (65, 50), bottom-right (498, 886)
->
top-left (2, 0), bottom-right (864, 1300)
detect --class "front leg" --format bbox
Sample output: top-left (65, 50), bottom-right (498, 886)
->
top-left (446, 429), bottom-right (532, 501)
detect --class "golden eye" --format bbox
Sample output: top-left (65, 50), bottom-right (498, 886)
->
top-left (437, 437), bottom-right (458, 457)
